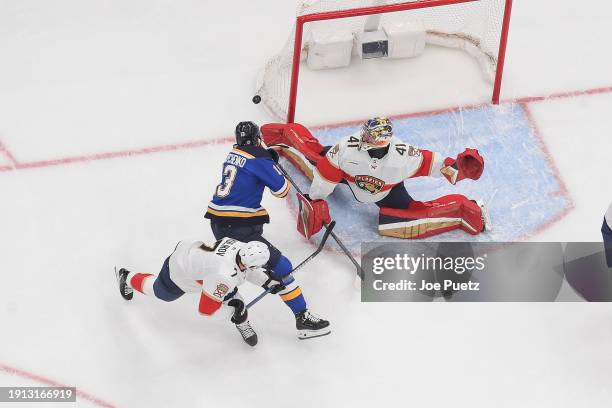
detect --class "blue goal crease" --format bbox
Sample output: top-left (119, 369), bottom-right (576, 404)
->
top-left (281, 103), bottom-right (572, 254)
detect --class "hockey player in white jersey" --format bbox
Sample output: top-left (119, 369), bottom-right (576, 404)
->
top-left (603, 201), bottom-right (612, 267)
top-left (114, 237), bottom-right (328, 346)
top-left (261, 118), bottom-right (488, 239)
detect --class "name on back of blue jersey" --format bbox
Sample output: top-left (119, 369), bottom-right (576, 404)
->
top-left (226, 153), bottom-right (246, 168)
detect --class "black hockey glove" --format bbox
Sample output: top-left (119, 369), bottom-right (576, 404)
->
top-left (228, 298), bottom-right (248, 325)
top-left (263, 272), bottom-right (286, 294)
top-left (267, 148), bottom-right (280, 163)
top-left (268, 282), bottom-right (286, 295)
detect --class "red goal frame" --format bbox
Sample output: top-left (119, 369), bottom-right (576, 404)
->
top-left (286, 0), bottom-right (514, 123)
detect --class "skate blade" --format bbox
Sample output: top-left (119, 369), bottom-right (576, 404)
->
top-left (298, 329), bottom-right (331, 340)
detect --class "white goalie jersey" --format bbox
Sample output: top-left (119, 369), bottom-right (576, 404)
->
top-left (309, 132), bottom-right (446, 203)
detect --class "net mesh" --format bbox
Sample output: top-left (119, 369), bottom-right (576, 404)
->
top-left (256, 0), bottom-right (507, 121)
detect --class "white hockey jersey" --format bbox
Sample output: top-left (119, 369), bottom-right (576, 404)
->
top-left (606, 202), bottom-right (612, 229)
top-left (309, 132), bottom-right (445, 203)
top-left (169, 237), bottom-right (245, 301)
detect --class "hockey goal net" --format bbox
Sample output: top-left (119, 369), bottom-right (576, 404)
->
top-left (255, 0), bottom-right (513, 122)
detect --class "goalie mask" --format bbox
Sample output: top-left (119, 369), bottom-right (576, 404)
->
top-left (360, 117), bottom-right (393, 151)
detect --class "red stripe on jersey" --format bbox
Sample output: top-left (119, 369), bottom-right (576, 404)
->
top-left (199, 292), bottom-right (222, 316)
top-left (130, 273), bottom-right (153, 293)
top-left (411, 150), bottom-right (434, 178)
top-left (316, 156), bottom-right (344, 183)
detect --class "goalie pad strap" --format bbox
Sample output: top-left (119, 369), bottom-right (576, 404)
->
top-left (378, 194), bottom-right (483, 239)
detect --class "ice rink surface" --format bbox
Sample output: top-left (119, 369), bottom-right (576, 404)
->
top-left (1, 1), bottom-right (611, 407)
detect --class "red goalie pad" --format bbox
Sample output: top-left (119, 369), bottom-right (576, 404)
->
top-left (378, 195), bottom-right (485, 239)
top-left (296, 193), bottom-right (331, 239)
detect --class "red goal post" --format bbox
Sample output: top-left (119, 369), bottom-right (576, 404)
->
top-left (255, 0), bottom-right (514, 123)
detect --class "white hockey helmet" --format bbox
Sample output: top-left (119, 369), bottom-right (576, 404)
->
top-left (360, 117), bottom-right (393, 151)
top-left (239, 241), bottom-right (270, 269)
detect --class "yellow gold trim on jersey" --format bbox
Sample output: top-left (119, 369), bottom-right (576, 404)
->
top-left (272, 182), bottom-right (291, 198)
top-left (206, 208), bottom-right (269, 218)
top-left (231, 148), bottom-right (255, 159)
top-left (280, 287), bottom-right (302, 301)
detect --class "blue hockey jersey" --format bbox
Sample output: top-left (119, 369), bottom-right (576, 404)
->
top-left (205, 145), bottom-right (290, 226)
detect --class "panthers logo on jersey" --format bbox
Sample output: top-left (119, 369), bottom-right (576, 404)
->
top-left (355, 175), bottom-right (385, 194)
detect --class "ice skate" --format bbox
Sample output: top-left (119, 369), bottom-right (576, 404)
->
top-left (296, 310), bottom-right (331, 340)
top-left (114, 267), bottom-right (133, 301)
top-left (235, 320), bottom-right (258, 347)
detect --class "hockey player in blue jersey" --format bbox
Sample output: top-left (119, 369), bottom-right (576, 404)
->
top-left (603, 202), bottom-right (612, 268)
top-left (205, 121), bottom-right (330, 339)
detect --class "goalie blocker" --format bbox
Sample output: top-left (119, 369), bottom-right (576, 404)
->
top-left (261, 122), bottom-right (487, 240)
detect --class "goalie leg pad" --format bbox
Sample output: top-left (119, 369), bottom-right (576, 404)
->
top-left (378, 194), bottom-right (484, 239)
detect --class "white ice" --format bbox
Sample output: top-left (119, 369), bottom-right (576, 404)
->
top-left (1, 1), bottom-right (611, 407)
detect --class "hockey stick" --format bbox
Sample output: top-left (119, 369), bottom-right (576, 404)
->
top-left (246, 220), bottom-right (336, 309)
top-left (266, 147), bottom-right (365, 281)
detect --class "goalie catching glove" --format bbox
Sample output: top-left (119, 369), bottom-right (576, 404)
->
top-left (441, 148), bottom-right (484, 185)
top-left (297, 193), bottom-right (331, 239)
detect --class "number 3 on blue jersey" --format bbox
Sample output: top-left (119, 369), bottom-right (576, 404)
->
top-left (216, 164), bottom-right (238, 198)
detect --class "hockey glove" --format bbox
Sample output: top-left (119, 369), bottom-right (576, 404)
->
top-left (441, 148), bottom-right (484, 185)
top-left (228, 298), bottom-right (248, 325)
top-left (296, 193), bottom-right (331, 239)
top-left (263, 272), bottom-right (286, 294)
top-left (267, 148), bottom-right (280, 163)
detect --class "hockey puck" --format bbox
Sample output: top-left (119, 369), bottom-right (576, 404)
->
top-left (252, 95), bottom-right (261, 104)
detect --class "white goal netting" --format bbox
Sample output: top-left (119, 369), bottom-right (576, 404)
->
top-left (255, 0), bottom-right (508, 122)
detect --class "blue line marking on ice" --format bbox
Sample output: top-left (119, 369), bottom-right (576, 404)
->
top-left (282, 103), bottom-right (571, 254)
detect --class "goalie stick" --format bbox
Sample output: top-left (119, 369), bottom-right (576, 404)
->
top-left (246, 221), bottom-right (336, 309)
top-left (265, 143), bottom-right (365, 281)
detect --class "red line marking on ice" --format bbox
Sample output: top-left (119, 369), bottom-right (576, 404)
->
top-left (0, 137), bottom-right (234, 173)
top-left (307, 84), bottom-right (612, 131)
top-left (517, 101), bottom-right (575, 239)
top-left (517, 85), bottom-right (612, 104)
top-left (0, 363), bottom-right (116, 408)
top-left (0, 84), bottom-right (610, 175)
top-left (0, 139), bottom-right (18, 167)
